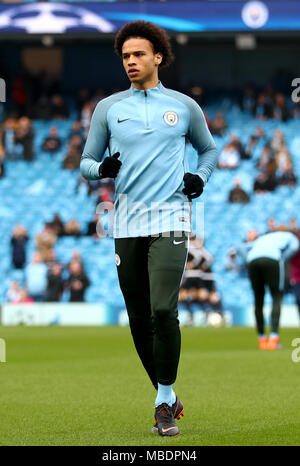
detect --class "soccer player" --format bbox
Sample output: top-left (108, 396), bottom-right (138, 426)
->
top-left (80, 21), bottom-right (218, 436)
top-left (238, 230), bottom-right (300, 350)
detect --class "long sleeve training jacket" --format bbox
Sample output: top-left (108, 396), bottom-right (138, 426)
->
top-left (80, 82), bottom-right (218, 238)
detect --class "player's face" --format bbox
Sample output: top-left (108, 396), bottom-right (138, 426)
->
top-left (122, 37), bottom-right (162, 88)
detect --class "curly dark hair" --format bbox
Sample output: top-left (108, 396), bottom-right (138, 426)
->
top-left (114, 20), bottom-right (174, 68)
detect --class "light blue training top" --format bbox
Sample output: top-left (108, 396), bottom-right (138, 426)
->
top-left (238, 231), bottom-right (300, 264)
top-left (80, 82), bottom-right (218, 238)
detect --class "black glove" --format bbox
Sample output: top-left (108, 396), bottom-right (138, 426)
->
top-left (99, 152), bottom-right (122, 178)
top-left (182, 173), bottom-right (204, 200)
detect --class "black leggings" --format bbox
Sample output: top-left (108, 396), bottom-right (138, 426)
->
top-left (248, 258), bottom-right (283, 335)
top-left (115, 232), bottom-right (188, 387)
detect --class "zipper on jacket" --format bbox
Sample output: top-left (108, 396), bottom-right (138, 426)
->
top-left (144, 90), bottom-right (150, 129)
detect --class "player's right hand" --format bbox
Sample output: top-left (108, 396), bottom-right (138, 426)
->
top-left (99, 152), bottom-right (122, 178)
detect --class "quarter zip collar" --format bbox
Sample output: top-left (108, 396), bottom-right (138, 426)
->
top-left (130, 82), bottom-right (163, 95)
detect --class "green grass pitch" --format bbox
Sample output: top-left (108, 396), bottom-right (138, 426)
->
top-left (0, 325), bottom-right (300, 446)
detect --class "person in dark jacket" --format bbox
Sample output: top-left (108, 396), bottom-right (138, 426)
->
top-left (14, 116), bottom-right (34, 161)
top-left (46, 263), bottom-right (64, 302)
top-left (10, 224), bottom-right (29, 269)
top-left (228, 178), bottom-right (250, 203)
top-left (65, 260), bottom-right (90, 302)
top-left (42, 126), bottom-right (62, 153)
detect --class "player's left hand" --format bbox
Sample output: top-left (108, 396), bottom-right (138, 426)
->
top-left (182, 173), bottom-right (204, 200)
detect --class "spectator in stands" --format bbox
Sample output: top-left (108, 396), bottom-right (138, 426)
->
top-left (15, 288), bottom-right (34, 304)
top-left (256, 145), bottom-right (273, 172)
top-left (63, 147), bottom-right (81, 170)
top-left (189, 85), bottom-right (205, 106)
top-left (244, 135), bottom-right (258, 159)
top-left (25, 252), bottom-right (48, 302)
top-left (35, 223), bottom-right (57, 262)
top-left (273, 93), bottom-right (289, 122)
top-left (68, 121), bottom-right (84, 143)
top-left (41, 126), bottom-right (62, 153)
top-left (229, 133), bottom-right (247, 159)
top-left (97, 185), bottom-right (115, 204)
top-left (228, 178), bottom-right (250, 203)
top-left (218, 142), bottom-right (240, 169)
top-left (1, 118), bottom-right (18, 160)
top-left (210, 111), bottom-right (227, 136)
top-left (253, 171), bottom-right (277, 193)
top-left (50, 213), bottom-right (65, 237)
top-left (67, 251), bottom-right (86, 275)
top-left (270, 128), bottom-right (285, 152)
top-left (86, 214), bottom-right (100, 239)
top-left (63, 219), bottom-right (81, 237)
top-left (254, 159), bottom-right (278, 193)
top-left (81, 101), bottom-right (94, 129)
top-left (91, 88), bottom-right (106, 109)
top-left (34, 95), bottom-right (51, 120)
top-left (274, 144), bottom-right (291, 174)
top-left (0, 152), bottom-right (4, 178)
top-left (50, 94), bottom-right (69, 119)
top-left (45, 248), bottom-right (59, 269)
top-left (46, 263), bottom-right (64, 302)
top-left (291, 99), bottom-right (300, 119)
top-left (254, 92), bottom-right (272, 120)
top-left (7, 280), bottom-right (21, 303)
top-left (70, 250), bottom-right (84, 266)
top-left (65, 260), bottom-right (90, 302)
top-left (10, 224), bottom-right (29, 269)
top-left (14, 116), bottom-right (34, 161)
top-left (278, 160), bottom-right (297, 186)
top-left (76, 88), bottom-right (90, 117)
top-left (63, 135), bottom-right (83, 170)
top-left (255, 126), bottom-right (266, 140)
top-left (239, 86), bottom-right (256, 114)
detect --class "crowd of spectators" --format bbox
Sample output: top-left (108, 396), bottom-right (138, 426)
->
top-left (1, 116), bottom-right (34, 161)
top-left (213, 121), bottom-right (297, 202)
top-left (239, 85), bottom-right (299, 121)
top-left (8, 218), bottom-right (94, 303)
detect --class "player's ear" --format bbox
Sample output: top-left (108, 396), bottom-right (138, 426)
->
top-left (154, 53), bottom-right (163, 66)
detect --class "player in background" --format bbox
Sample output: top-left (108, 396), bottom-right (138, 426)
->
top-left (238, 230), bottom-right (300, 350)
top-left (80, 21), bottom-right (218, 436)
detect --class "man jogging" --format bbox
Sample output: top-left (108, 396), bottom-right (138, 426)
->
top-left (80, 21), bottom-right (218, 436)
top-left (239, 230), bottom-right (299, 350)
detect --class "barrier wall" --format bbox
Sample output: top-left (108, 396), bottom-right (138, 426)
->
top-left (1, 303), bottom-right (298, 327)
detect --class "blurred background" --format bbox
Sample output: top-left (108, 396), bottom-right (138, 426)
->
top-left (0, 0), bottom-right (300, 327)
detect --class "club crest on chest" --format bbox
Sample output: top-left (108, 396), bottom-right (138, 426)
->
top-left (163, 111), bottom-right (179, 126)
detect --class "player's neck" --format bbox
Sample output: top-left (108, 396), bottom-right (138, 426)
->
top-left (132, 77), bottom-right (160, 91)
